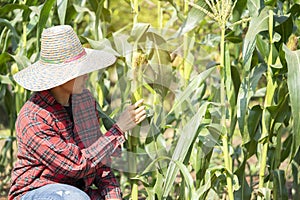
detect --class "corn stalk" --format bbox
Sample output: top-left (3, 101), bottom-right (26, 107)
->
top-left (132, 0), bottom-right (139, 25)
top-left (129, 1), bottom-right (140, 199)
top-left (188, 1), bottom-right (237, 199)
top-left (258, 10), bottom-right (276, 193)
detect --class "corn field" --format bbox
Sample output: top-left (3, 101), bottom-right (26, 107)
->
top-left (0, 0), bottom-right (300, 199)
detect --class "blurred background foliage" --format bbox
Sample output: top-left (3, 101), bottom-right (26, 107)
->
top-left (1, 0), bottom-right (300, 199)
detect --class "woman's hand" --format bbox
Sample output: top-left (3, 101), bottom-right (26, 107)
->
top-left (116, 99), bottom-right (147, 132)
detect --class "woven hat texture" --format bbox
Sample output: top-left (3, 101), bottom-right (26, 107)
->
top-left (13, 25), bottom-right (116, 91)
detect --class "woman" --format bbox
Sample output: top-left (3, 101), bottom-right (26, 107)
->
top-left (9, 25), bottom-right (146, 200)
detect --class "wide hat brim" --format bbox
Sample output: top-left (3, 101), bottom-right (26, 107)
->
top-left (13, 48), bottom-right (116, 91)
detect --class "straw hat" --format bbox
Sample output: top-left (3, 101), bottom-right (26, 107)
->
top-left (13, 25), bottom-right (116, 91)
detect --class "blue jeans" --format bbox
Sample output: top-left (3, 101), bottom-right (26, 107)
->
top-left (20, 183), bottom-right (90, 200)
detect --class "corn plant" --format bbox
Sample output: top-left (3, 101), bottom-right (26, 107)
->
top-left (186, 0), bottom-right (240, 198)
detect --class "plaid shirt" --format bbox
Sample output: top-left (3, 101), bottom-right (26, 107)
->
top-left (8, 89), bottom-right (125, 200)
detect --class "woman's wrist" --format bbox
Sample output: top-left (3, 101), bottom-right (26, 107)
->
top-left (113, 123), bottom-right (125, 135)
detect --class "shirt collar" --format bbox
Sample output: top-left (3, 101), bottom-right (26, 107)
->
top-left (36, 90), bottom-right (57, 106)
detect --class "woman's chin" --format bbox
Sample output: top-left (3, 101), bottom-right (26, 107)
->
top-left (72, 87), bottom-right (85, 94)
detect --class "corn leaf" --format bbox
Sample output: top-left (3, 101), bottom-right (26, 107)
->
top-left (232, 0), bottom-right (247, 22)
top-left (36, 0), bottom-right (56, 51)
top-left (96, 102), bottom-right (115, 130)
top-left (82, 37), bottom-right (120, 56)
top-left (173, 0), bottom-right (207, 38)
top-left (244, 105), bottom-right (262, 158)
top-left (0, 4), bottom-right (29, 18)
top-left (234, 162), bottom-right (251, 200)
top-left (129, 23), bottom-right (150, 44)
top-left (0, 75), bottom-right (14, 86)
top-left (273, 170), bottom-right (288, 200)
top-left (162, 102), bottom-right (210, 197)
top-left (0, 18), bottom-right (20, 44)
top-left (0, 52), bottom-right (13, 66)
top-left (145, 134), bottom-right (168, 160)
top-left (242, 8), bottom-right (268, 72)
top-left (237, 63), bottom-right (267, 137)
top-left (292, 150), bottom-right (300, 198)
top-left (168, 67), bottom-right (215, 114)
top-left (247, 0), bottom-right (264, 17)
top-left (283, 44), bottom-right (300, 157)
top-left (57, 0), bottom-right (68, 25)
top-left (113, 33), bottom-right (132, 58)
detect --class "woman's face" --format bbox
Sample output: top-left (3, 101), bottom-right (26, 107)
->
top-left (63, 74), bottom-right (89, 94)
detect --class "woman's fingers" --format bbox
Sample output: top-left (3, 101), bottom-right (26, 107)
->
top-left (127, 101), bottom-right (146, 124)
top-left (134, 107), bottom-right (146, 121)
top-left (135, 112), bottom-right (147, 124)
top-left (116, 99), bottom-right (147, 132)
top-left (134, 99), bottom-right (144, 108)
top-left (135, 105), bottom-right (145, 114)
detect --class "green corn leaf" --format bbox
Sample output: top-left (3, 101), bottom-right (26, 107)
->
top-left (193, 171), bottom-right (212, 199)
top-left (134, 155), bottom-right (195, 199)
top-left (87, 0), bottom-right (98, 12)
top-left (95, 0), bottom-right (105, 40)
top-left (168, 67), bottom-right (216, 114)
top-left (136, 156), bottom-right (169, 177)
top-left (145, 133), bottom-right (167, 159)
top-left (0, 135), bottom-right (15, 140)
top-left (234, 161), bottom-right (251, 200)
top-left (257, 188), bottom-right (272, 199)
top-left (244, 105), bottom-right (262, 158)
top-left (57, 0), bottom-right (68, 25)
top-left (173, 160), bottom-right (195, 199)
top-left (191, 136), bottom-right (213, 187)
top-left (247, 0), bottom-right (264, 17)
top-left (113, 33), bottom-right (132, 58)
top-left (267, 94), bottom-right (289, 126)
top-left (283, 44), bottom-right (300, 157)
top-left (0, 18), bottom-right (20, 42)
top-left (144, 134), bottom-right (168, 160)
top-left (232, 0), bottom-right (247, 23)
top-left (25, 6), bottom-right (40, 35)
top-left (0, 52), bottom-right (13, 66)
top-left (280, 134), bottom-right (292, 163)
top-left (147, 40), bottom-right (173, 98)
top-left (145, 170), bottom-right (164, 200)
top-left (152, 170), bottom-right (164, 199)
top-left (172, 0), bottom-right (207, 38)
top-left (0, 75), bottom-right (14, 86)
top-left (36, 0), bottom-right (56, 51)
top-left (292, 150), bottom-right (300, 198)
top-left (73, 4), bottom-right (95, 19)
top-left (10, 54), bottom-right (31, 70)
top-left (129, 23), bottom-right (150, 44)
top-left (96, 102), bottom-right (115, 130)
top-left (237, 63), bottom-right (267, 137)
top-left (82, 37), bottom-right (120, 56)
top-left (274, 14), bottom-right (293, 44)
top-left (242, 8), bottom-right (269, 72)
top-left (256, 35), bottom-right (270, 61)
top-left (162, 102), bottom-right (210, 198)
top-left (0, 138), bottom-right (15, 164)
top-left (273, 170), bottom-right (288, 200)
top-left (0, 4), bottom-right (30, 18)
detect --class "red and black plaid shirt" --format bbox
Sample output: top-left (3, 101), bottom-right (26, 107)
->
top-left (9, 89), bottom-right (125, 200)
